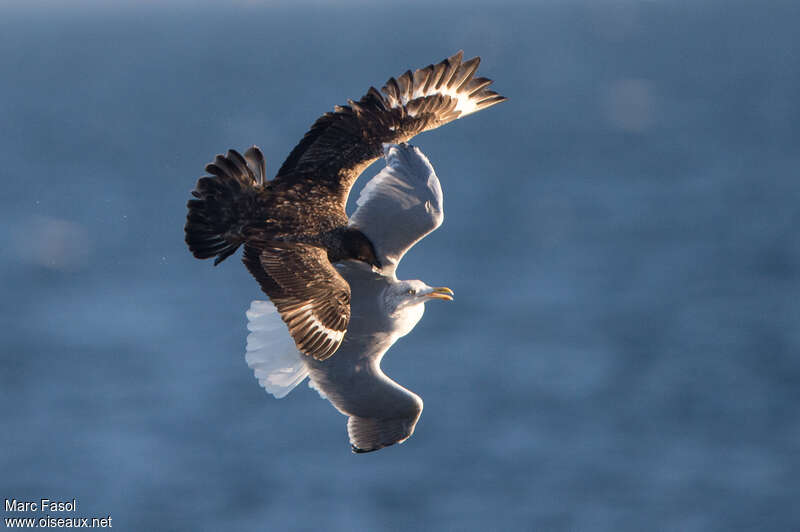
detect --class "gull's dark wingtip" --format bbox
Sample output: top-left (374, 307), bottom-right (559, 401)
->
top-left (351, 444), bottom-right (381, 454)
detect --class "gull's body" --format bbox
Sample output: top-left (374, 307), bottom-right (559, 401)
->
top-left (246, 144), bottom-right (451, 452)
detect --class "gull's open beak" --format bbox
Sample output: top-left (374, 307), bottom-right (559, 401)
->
top-left (425, 286), bottom-right (454, 301)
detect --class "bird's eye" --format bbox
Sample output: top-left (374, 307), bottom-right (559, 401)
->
top-left (408, 289), bottom-right (416, 295)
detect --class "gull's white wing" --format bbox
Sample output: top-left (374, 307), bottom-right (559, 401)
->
top-left (303, 338), bottom-right (423, 454)
top-left (348, 143), bottom-right (443, 275)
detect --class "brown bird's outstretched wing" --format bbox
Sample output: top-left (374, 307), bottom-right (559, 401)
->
top-left (274, 51), bottom-right (506, 205)
top-left (242, 242), bottom-right (350, 361)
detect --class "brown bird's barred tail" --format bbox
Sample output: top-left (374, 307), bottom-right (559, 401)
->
top-left (185, 146), bottom-right (267, 265)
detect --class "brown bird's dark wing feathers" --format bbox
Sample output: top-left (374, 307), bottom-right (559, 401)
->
top-left (242, 242), bottom-right (350, 361)
top-left (274, 50), bottom-right (506, 203)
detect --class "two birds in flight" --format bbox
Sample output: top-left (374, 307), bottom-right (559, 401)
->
top-left (185, 51), bottom-right (505, 453)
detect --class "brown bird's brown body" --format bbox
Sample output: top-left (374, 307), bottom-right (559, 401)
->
top-left (185, 51), bottom-right (506, 361)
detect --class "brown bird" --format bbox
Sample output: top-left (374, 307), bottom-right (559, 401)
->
top-left (185, 51), bottom-right (505, 361)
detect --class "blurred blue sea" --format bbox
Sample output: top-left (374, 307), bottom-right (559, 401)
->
top-left (1, 1), bottom-right (799, 530)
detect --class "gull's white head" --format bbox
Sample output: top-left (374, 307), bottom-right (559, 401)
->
top-left (383, 280), bottom-right (454, 339)
top-left (385, 280), bottom-right (454, 314)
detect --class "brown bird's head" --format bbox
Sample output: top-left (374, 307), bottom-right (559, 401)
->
top-left (341, 228), bottom-right (382, 269)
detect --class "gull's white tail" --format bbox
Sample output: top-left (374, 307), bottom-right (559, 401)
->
top-left (245, 300), bottom-right (308, 399)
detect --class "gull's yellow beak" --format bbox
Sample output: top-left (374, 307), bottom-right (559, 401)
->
top-left (425, 286), bottom-right (454, 301)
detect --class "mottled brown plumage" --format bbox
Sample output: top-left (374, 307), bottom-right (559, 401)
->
top-left (185, 51), bottom-right (505, 360)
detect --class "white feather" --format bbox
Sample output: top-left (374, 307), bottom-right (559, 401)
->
top-left (245, 300), bottom-right (308, 399)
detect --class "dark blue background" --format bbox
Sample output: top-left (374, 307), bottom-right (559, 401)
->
top-left (2, 1), bottom-right (798, 530)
